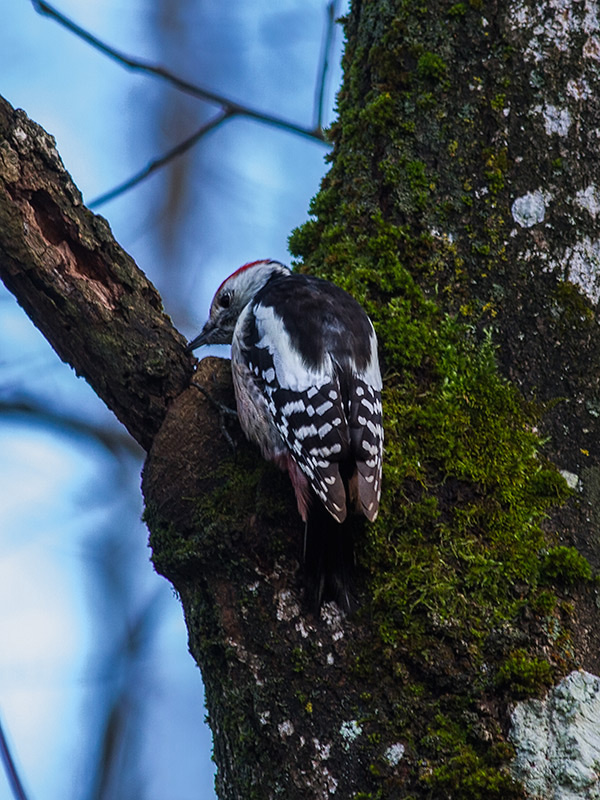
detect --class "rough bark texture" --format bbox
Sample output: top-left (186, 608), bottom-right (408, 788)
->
top-left (0, 95), bottom-right (193, 450)
top-left (288, 0), bottom-right (600, 794)
top-left (2, 0), bottom-right (600, 797)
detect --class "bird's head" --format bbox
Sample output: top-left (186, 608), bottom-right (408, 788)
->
top-left (186, 259), bottom-right (290, 351)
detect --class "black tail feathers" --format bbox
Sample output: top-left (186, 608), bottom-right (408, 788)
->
top-left (303, 501), bottom-right (358, 614)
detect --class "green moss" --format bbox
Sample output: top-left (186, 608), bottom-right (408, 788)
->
top-left (555, 279), bottom-right (596, 323)
top-left (422, 716), bottom-right (521, 799)
top-left (447, 3), bottom-right (467, 16)
top-left (291, 646), bottom-right (308, 674)
top-left (145, 510), bottom-right (203, 578)
top-left (360, 92), bottom-right (397, 131)
top-left (417, 51), bottom-right (448, 83)
top-left (288, 114), bottom-right (569, 796)
top-left (425, 749), bottom-right (521, 799)
top-left (540, 546), bottom-right (593, 586)
top-left (496, 650), bottom-right (554, 698)
top-left (286, 0), bottom-right (583, 794)
top-left (531, 589), bottom-right (558, 615)
top-left (483, 147), bottom-right (508, 195)
top-left (350, 313), bottom-right (566, 642)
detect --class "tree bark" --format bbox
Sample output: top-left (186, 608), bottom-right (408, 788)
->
top-left (0, 95), bottom-right (192, 451)
top-left (2, 0), bottom-right (600, 797)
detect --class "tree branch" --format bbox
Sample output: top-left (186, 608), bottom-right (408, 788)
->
top-left (31, 0), bottom-right (330, 207)
top-left (313, 0), bottom-right (340, 131)
top-left (89, 111), bottom-right (231, 208)
top-left (0, 397), bottom-right (144, 458)
top-left (0, 715), bottom-right (29, 800)
top-left (31, 0), bottom-right (327, 143)
top-left (0, 95), bottom-right (193, 451)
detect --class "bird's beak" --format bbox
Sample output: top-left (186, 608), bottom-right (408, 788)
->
top-left (185, 325), bottom-right (211, 352)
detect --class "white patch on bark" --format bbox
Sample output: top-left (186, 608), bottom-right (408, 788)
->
top-left (575, 185), bottom-right (600, 218)
top-left (313, 738), bottom-right (332, 760)
top-left (225, 638), bottom-right (264, 686)
top-left (511, 190), bottom-right (549, 228)
top-left (583, 34), bottom-right (600, 59)
top-left (384, 742), bottom-right (406, 766)
top-left (303, 740), bottom-right (338, 797)
top-left (534, 104), bottom-right (572, 136)
top-left (320, 601), bottom-right (345, 640)
top-left (567, 76), bottom-right (593, 100)
top-left (295, 618), bottom-right (310, 638)
top-left (317, 768), bottom-right (338, 795)
top-left (541, 236), bottom-right (600, 304)
top-left (563, 237), bottom-right (600, 304)
top-left (339, 719), bottom-right (362, 748)
top-left (510, 670), bottom-right (600, 800)
top-left (509, 0), bottom-right (600, 62)
top-left (275, 588), bottom-right (300, 621)
top-left (560, 470), bottom-right (580, 490)
top-left (278, 719), bottom-right (295, 739)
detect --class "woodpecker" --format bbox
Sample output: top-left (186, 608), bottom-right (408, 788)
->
top-left (186, 259), bottom-right (383, 610)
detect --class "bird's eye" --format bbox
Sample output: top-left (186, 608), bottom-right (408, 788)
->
top-left (219, 291), bottom-right (232, 309)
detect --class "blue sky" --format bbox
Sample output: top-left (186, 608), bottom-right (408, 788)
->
top-left (0, 2), bottom-right (345, 798)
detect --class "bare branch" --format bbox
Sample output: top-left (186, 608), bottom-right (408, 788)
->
top-left (30, 0), bottom-right (337, 207)
top-left (87, 590), bottom-right (164, 800)
top-left (0, 716), bottom-right (29, 800)
top-left (313, 0), bottom-right (340, 131)
top-left (0, 397), bottom-right (144, 459)
top-left (89, 111), bottom-right (231, 208)
top-left (31, 0), bottom-right (328, 145)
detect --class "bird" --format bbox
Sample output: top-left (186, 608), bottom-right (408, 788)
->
top-left (186, 259), bottom-right (383, 611)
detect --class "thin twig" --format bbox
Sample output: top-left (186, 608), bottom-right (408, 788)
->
top-left (314, 0), bottom-right (339, 131)
top-left (0, 716), bottom-right (29, 800)
top-left (31, 0), bottom-right (326, 144)
top-left (89, 112), bottom-right (230, 208)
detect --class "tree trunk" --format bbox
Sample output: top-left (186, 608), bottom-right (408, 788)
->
top-left (2, 0), bottom-right (600, 797)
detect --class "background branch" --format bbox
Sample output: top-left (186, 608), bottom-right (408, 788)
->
top-left (31, 0), bottom-right (331, 208)
top-left (0, 398), bottom-right (143, 458)
top-left (89, 112), bottom-right (231, 208)
top-left (0, 715), bottom-right (29, 800)
top-left (313, 1), bottom-right (340, 131)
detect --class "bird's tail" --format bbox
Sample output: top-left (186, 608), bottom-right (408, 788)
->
top-left (303, 499), bottom-right (357, 614)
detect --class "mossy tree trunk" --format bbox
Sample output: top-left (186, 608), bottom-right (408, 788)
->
top-left (2, 0), bottom-right (600, 797)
